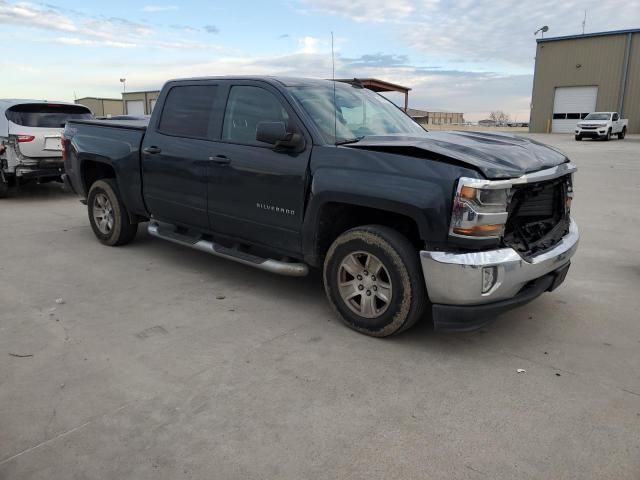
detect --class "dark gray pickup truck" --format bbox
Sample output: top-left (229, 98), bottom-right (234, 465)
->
top-left (63, 77), bottom-right (578, 337)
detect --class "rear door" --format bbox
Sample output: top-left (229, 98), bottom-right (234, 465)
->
top-left (6, 103), bottom-right (92, 158)
top-left (141, 82), bottom-right (222, 230)
top-left (206, 81), bottom-right (311, 254)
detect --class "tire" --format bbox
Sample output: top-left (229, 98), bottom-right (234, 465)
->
top-left (618, 127), bottom-right (626, 140)
top-left (87, 179), bottom-right (138, 246)
top-left (323, 225), bottom-right (427, 337)
top-left (604, 129), bottom-right (611, 141)
top-left (0, 179), bottom-right (8, 198)
top-left (574, 135), bottom-right (582, 141)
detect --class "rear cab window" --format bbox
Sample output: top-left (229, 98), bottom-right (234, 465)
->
top-left (6, 104), bottom-right (92, 128)
top-left (158, 85), bottom-right (218, 139)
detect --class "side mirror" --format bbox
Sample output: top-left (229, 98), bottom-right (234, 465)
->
top-left (256, 121), bottom-right (304, 151)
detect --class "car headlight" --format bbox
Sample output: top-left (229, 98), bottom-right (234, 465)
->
top-left (450, 178), bottom-right (510, 238)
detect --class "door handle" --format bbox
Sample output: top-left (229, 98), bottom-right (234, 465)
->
top-left (143, 146), bottom-right (162, 155)
top-left (210, 154), bottom-right (231, 165)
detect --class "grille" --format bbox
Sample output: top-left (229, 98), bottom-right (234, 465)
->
top-left (504, 176), bottom-right (570, 258)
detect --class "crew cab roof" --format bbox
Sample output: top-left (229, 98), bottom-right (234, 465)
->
top-left (164, 76), bottom-right (338, 88)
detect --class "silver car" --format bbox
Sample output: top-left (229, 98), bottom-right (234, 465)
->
top-left (0, 99), bottom-right (92, 197)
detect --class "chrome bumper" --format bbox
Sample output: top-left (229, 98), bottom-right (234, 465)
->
top-left (420, 219), bottom-right (579, 306)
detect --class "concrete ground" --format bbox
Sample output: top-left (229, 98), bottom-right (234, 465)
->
top-left (1, 134), bottom-right (639, 479)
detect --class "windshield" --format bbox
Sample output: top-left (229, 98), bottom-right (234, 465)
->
top-left (584, 113), bottom-right (611, 121)
top-left (289, 83), bottom-right (425, 144)
top-left (6, 104), bottom-right (93, 128)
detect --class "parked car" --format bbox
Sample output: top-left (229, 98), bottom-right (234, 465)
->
top-left (575, 112), bottom-right (628, 141)
top-left (0, 99), bottom-right (93, 196)
top-left (63, 77), bottom-right (578, 337)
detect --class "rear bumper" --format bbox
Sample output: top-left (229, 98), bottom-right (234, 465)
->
top-left (15, 166), bottom-right (63, 180)
top-left (420, 219), bottom-right (579, 331)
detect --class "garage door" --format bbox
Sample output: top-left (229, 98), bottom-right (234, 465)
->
top-left (552, 86), bottom-right (597, 133)
top-left (126, 100), bottom-right (145, 116)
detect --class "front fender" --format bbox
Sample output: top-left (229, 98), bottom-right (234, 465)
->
top-left (302, 166), bottom-right (455, 265)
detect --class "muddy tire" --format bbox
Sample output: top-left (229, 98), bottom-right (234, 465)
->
top-left (323, 225), bottom-right (427, 337)
top-left (87, 179), bottom-right (138, 246)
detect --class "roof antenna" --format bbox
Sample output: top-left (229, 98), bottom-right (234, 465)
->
top-left (332, 31), bottom-right (337, 146)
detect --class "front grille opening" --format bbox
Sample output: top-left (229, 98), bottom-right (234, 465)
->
top-left (503, 176), bottom-right (570, 259)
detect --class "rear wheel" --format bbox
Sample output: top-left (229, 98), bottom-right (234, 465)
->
top-left (323, 225), bottom-right (427, 337)
top-left (618, 127), bottom-right (626, 140)
top-left (87, 179), bottom-right (138, 246)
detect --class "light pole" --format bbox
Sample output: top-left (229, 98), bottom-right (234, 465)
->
top-left (119, 78), bottom-right (126, 114)
top-left (534, 26), bottom-right (549, 39)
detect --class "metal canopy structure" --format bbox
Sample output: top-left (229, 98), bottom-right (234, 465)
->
top-left (335, 78), bottom-right (411, 111)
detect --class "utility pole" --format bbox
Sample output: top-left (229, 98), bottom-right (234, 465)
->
top-left (582, 10), bottom-right (587, 34)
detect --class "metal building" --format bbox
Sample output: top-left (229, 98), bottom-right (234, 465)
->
top-left (530, 28), bottom-right (639, 134)
top-left (406, 108), bottom-right (464, 128)
top-left (75, 97), bottom-right (123, 117)
top-left (121, 90), bottom-right (160, 115)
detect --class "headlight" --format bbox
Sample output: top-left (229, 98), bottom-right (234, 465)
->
top-left (450, 178), bottom-right (510, 239)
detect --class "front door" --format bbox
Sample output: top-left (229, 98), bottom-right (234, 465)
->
top-left (207, 82), bottom-right (310, 255)
top-left (142, 82), bottom-right (221, 229)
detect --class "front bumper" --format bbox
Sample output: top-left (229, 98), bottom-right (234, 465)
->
top-left (576, 129), bottom-right (606, 137)
top-left (420, 219), bottom-right (579, 331)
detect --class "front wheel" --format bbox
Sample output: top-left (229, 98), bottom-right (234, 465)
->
top-left (604, 129), bottom-right (612, 141)
top-left (618, 127), bottom-right (626, 140)
top-left (323, 225), bottom-right (427, 337)
top-left (87, 179), bottom-right (138, 246)
top-left (574, 135), bottom-right (582, 141)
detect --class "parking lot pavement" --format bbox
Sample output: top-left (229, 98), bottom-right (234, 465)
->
top-left (1, 134), bottom-right (639, 479)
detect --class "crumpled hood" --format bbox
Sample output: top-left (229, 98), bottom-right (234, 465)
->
top-left (346, 131), bottom-right (569, 179)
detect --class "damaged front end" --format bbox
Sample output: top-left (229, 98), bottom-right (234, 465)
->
top-left (503, 175), bottom-right (574, 260)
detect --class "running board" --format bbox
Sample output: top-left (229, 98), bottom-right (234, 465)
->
top-left (147, 222), bottom-right (309, 277)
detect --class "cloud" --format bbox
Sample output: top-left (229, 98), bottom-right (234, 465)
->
top-left (142, 5), bottom-right (178, 12)
top-left (342, 53), bottom-right (410, 68)
top-left (409, 0), bottom-right (640, 69)
top-left (0, 1), bottom-right (221, 51)
top-left (0, 0), bottom-right (77, 32)
top-left (204, 25), bottom-right (219, 34)
top-left (54, 36), bottom-right (136, 48)
top-left (300, 0), bottom-right (413, 22)
top-left (297, 36), bottom-right (321, 54)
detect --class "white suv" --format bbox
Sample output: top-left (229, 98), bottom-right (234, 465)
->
top-left (0, 100), bottom-right (92, 197)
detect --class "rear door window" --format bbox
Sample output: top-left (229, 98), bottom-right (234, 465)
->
top-left (158, 85), bottom-right (218, 139)
top-left (6, 104), bottom-right (92, 128)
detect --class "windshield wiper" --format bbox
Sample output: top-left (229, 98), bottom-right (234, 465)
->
top-left (335, 136), bottom-right (365, 146)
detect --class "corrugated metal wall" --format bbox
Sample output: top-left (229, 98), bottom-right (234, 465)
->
top-left (530, 32), bottom-right (639, 133)
top-left (622, 34), bottom-right (640, 133)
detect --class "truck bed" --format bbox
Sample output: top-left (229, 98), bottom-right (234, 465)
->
top-left (64, 119), bottom-right (148, 218)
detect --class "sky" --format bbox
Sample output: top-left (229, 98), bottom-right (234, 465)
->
top-left (1, 0), bottom-right (639, 121)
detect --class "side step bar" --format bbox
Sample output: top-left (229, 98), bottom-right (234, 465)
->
top-left (147, 222), bottom-right (309, 277)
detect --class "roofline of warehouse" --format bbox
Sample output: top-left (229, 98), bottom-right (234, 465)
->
top-left (537, 28), bottom-right (640, 43)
